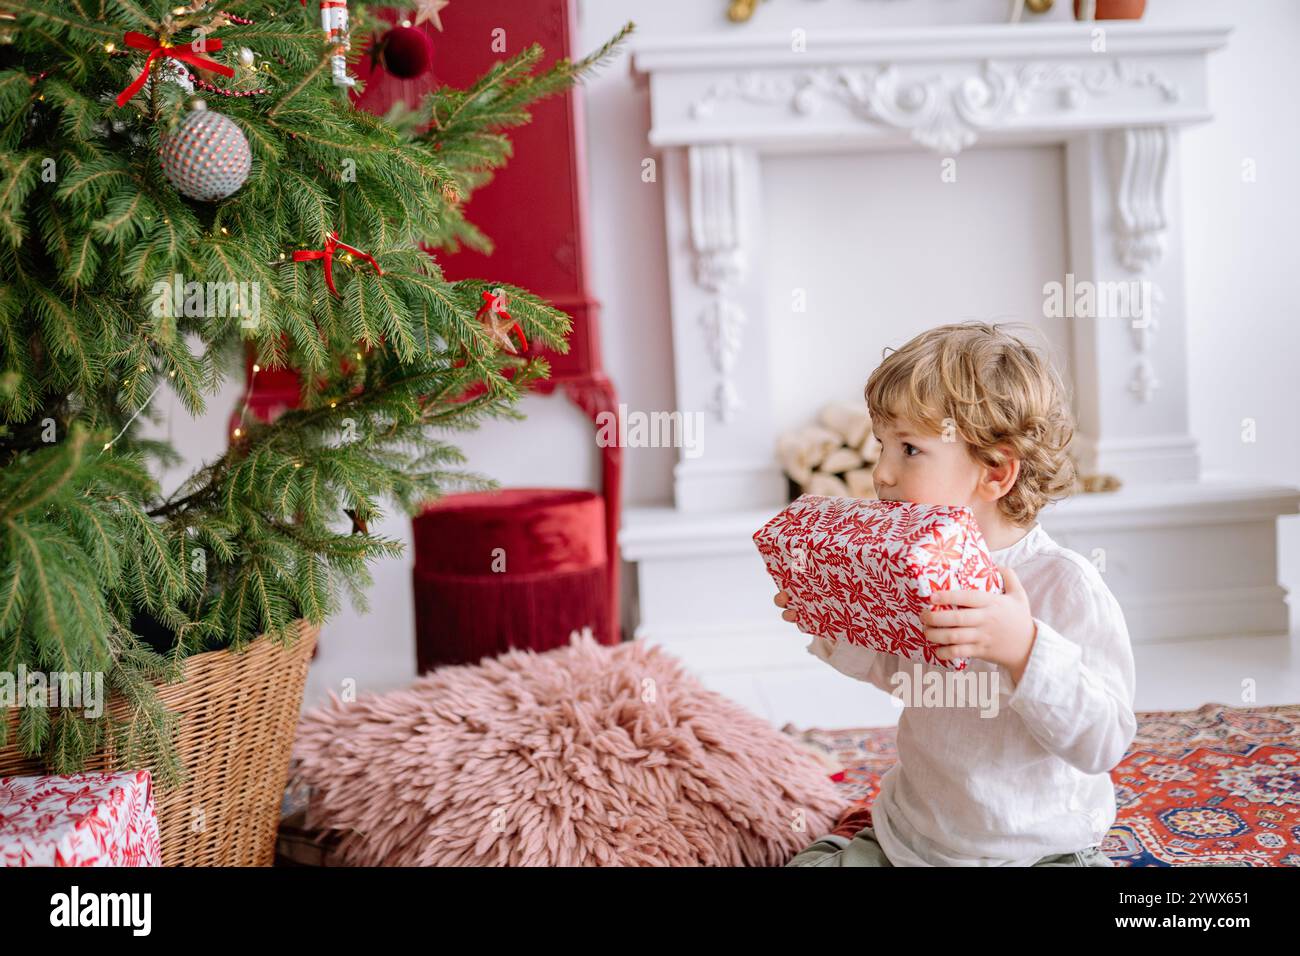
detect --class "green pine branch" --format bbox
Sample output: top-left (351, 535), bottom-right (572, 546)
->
top-left (0, 0), bottom-right (636, 778)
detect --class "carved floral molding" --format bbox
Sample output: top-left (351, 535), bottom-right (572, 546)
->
top-left (690, 146), bottom-right (748, 423)
top-left (1110, 125), bottom-right (1170, 403)
top-left (690, 59), bottom-right (1181, 156)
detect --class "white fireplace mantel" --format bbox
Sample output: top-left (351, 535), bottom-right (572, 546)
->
top-left (631, 23), bottom-right (1226, 156)
top-left (629, 22), bottom-right (1234, 510)
top-left (619, 22), bottom-right (1299, 722)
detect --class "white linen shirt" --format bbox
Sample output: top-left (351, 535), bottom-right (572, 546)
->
top-left (805, 520), bottom-right (1137, 866)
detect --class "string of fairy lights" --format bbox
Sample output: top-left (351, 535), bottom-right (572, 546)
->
top-left (50, 4), bottom-right (452, 458)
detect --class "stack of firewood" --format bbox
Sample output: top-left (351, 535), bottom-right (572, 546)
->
top-left (776, 400), bottom-right (881, 499)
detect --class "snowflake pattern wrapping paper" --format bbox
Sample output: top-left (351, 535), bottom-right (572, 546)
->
top-left (753, 495), bottom-right (1005, 670)
top-left (0, 771), bottom-right (162, 867)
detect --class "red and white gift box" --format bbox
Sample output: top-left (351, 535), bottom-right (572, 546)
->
top-left (0, 770), bottom-right (162, 866)
top-left (753, 495), bottom-right (1005, 670)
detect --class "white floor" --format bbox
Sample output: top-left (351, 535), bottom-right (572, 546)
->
top-left (700, 630), bottom-right (1300, 731)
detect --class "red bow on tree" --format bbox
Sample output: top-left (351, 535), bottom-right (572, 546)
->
top-left (115, 31), bottom-right (235, 108)
top-left (292, 231), bottom-right (383, 297)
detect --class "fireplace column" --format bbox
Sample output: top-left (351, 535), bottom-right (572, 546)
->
top-left (1064, 124), bottom-right (1201, 483)
top-left (662, 143), bottom-right (786, 512)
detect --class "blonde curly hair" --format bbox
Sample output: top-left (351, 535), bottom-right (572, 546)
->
top-left (864, 321), bottom-right (1077, 526)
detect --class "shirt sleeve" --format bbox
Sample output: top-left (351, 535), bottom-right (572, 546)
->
top-left (1004, 562), bottom-right (1137, 775)
top-left (805, 635), bottom-right (903, 696)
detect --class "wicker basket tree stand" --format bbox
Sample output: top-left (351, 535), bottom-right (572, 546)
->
top-left (0, 621), bottom-right (318, 866)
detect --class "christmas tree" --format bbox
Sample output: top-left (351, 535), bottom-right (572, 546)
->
top-left (0, 0), bottom-right (633, 781)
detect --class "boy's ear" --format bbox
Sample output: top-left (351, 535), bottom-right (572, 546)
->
top-left (981, 443), bottom-right (1021, 500)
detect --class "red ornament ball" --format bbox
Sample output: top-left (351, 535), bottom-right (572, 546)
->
top-left (379, 26), bottom-right (432, 79)
top-left (159, 104), bottom-right (251, 202)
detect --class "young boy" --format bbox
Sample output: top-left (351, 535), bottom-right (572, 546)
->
top-left (782, 322), bottom-right (1135, 867)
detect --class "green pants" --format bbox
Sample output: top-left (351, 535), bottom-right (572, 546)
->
top-left (785, 825), bottom-right (1114, 867)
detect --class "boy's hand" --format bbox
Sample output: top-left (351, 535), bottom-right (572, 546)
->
top-left (773, 589), bottom-right (798, 624)
top-left (920, 565), bottom-right (1037, 682)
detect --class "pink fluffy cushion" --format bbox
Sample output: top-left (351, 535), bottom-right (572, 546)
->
top-left (289, 631), bottom-right (842, 865)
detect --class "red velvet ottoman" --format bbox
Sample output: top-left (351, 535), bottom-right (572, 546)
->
top-left (411, 488), bottom-right (612, 672)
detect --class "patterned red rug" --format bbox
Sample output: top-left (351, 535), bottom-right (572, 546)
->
top-left (785, 702), bottom-right (1300, 866)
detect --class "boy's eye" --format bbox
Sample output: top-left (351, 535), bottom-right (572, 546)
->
top-left (903, 442), bottom-right (919, 457)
